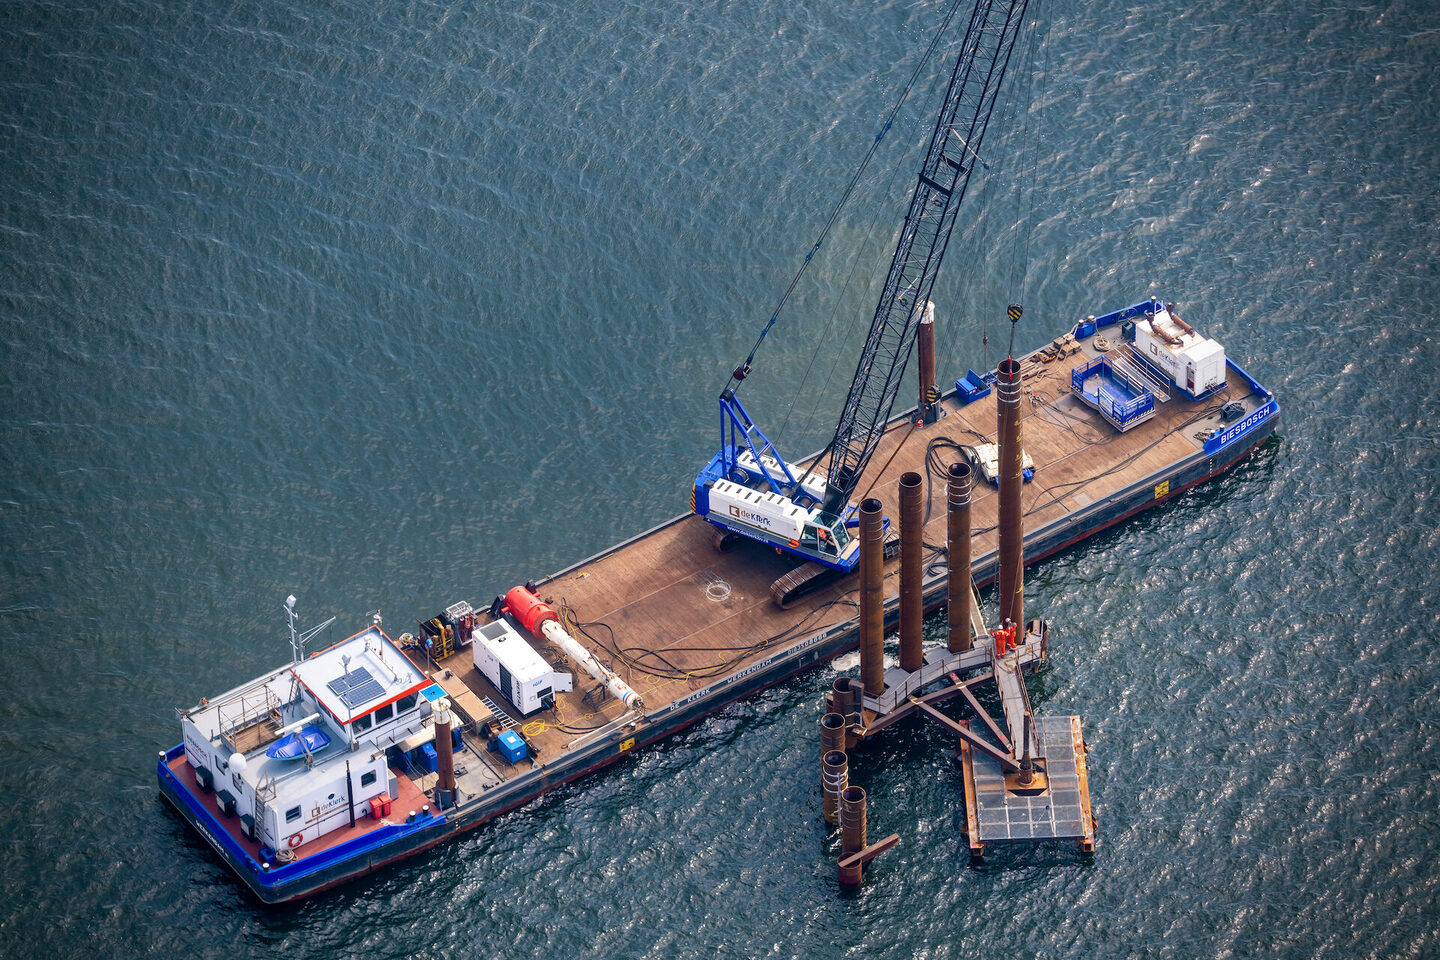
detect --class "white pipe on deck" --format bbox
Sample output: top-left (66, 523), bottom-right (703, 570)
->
top-left (276, 712), bottom-right (321, 737)
top-left (539, 620), bottom-right (644, 711)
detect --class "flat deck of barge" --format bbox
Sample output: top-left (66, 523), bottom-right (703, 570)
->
top-left (434, 330), bottom-right (1272, 762)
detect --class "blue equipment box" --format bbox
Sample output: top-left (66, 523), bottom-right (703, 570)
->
top-left (496, 729), bottom-right (527, 764)
top-left (955, 370), bottom-right (991, 404)
top-left (417, 743), bottom-right (438, 774)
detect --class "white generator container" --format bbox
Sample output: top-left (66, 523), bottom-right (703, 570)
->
top-left (733, 450), bottom-right (829, 504)
top-left (473, 619), bottom-right (572, 716)
top-left (1133, 307), bottom-right (1226, 399)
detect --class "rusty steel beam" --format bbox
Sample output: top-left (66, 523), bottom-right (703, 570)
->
top-left (954, 679), bottom-right (1013, 755)
top-left (911, 697), bottom-right (1021, 772)
top-left (839, 832), bottom-right (902, 886)
top-left (899, 471), bottom-right (924, 673)
top-left (838, 833), bottom-right (902, 870)
top-left (858, 680), bottom-right (968, 737)
top-left (859, 497), bottom-right (886, 697)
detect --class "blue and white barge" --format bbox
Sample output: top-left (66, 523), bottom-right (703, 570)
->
top-left (159, 298), bottom-right (1277, 903)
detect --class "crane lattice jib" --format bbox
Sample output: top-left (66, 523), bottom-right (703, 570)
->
top-left (822, 0), bottom-right (1031, 513)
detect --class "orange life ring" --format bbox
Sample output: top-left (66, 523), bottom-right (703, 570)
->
top-left (288, 833), bottom-right (304, 849)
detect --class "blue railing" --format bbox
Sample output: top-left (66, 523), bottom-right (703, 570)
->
top-left (1084, 298), bottom-right (1163, 334)
top-left (1071, 356), bottom-right (1155, 429)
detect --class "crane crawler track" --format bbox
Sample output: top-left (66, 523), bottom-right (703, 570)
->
top-left (770, 529), bottom-right (900, 608)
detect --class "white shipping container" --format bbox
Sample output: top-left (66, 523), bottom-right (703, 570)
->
top-left (707, 478), bottom-right (810, 541)
top-left (1134, 308), bottom-right (1227, 399)
top-left (473, 619), bottom-right (572, 716)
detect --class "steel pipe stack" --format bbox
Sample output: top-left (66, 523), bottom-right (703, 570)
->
top-left (947, 460), bottom-right (973, 653)
top-left (859, 497), bottom-right (886, 697)
top-left (822, 750), bottom-right (849, 827)
top-left (434, 697), bottom-right (457, 804)
top-left (898, 471), bottom-right (924, 673)
top-left (916, 301), bottom-right (938, 425)
top-left (996, 356), bottom-right (1025, 629)
top-left (840, 785), bottom-right (868, 857)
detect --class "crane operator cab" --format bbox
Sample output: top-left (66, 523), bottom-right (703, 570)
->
top-left (799, 516), bottom-right (851, 559)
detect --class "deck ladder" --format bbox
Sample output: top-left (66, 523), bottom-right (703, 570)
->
top-left (480, 697), bottom-right (517, 732)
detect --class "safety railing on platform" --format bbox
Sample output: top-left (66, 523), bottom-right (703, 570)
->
top-left (1109, 346), bottom-right (1171, 401)
top-left (1070, 356), bottom-right (1158, 432)
top-left (215, 684), bottom-right (284, 753)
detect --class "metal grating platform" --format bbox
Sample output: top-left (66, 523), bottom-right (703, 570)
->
top-left (964, 715), bottom-right (1094, 852)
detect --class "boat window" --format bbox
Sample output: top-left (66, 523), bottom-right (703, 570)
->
top-left (361, 771), bottom-right (377, 787)
top-left (374, 703), bottom-right (394, 724)
top-left (352, 713), bottom-right (372, 733)
top-left (285, 806), bottom-right (301, 823)
top-left (396, 693), bottom-right (417, 714)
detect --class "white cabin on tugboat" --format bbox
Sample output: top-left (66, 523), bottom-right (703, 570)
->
top-left (176, 621), bottom-right (432, 857)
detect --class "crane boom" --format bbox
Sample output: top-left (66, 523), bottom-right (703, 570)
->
top-left (691, 0), bottom-right (1035, 599)
top-left (822, 0), bottom-right (1031, 512)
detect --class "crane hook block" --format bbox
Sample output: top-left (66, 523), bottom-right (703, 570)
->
top-left (1007, 304), bottom-right (1023, 323)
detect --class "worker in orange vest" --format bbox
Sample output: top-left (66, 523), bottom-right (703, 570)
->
top-left (991, 622), bottom-right (1011, 655)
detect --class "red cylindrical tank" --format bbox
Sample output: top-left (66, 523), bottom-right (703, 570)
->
top-left (504, 585), bottom-right (559, 635)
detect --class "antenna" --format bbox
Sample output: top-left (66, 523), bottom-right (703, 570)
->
top-left (284, 593), bottom-right (337, 665)
top-left (286, 594), bottom-right (301, 665)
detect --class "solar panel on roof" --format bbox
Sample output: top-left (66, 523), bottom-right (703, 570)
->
top-left (327, 666), bottom-right (387, 709)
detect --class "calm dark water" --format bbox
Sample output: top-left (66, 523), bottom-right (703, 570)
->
top-left (3, 0), bottom-right (1438, 957)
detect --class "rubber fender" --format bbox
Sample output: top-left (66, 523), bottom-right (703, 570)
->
top-left (504, 585), bottom-right (558, 635)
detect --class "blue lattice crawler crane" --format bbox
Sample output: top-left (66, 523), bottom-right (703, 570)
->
top-left (692, 0), bottom-right (1035, 607)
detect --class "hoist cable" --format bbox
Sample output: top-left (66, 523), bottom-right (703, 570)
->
top-left (723, 0), bottom-right (973, 394)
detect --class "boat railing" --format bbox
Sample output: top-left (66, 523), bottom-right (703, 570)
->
top-left (1070, 356), bottom-right (1157, 431)
top-left (1108, 346), bottom-right (1171, 402)
top-left (216, 684), bottom-right (284, 753)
